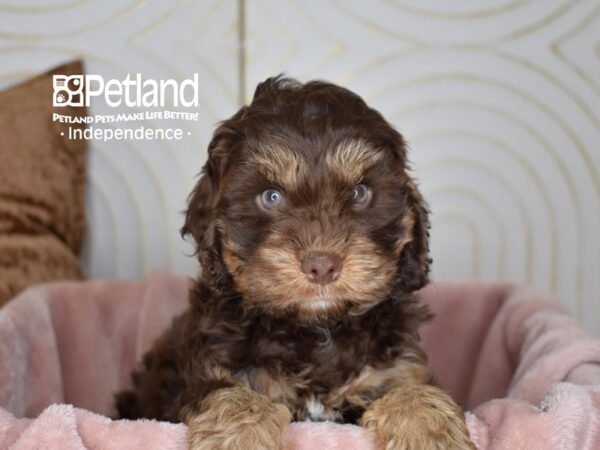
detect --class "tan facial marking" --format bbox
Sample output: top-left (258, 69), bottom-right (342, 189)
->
top-left (325, 139), bottom-right (383, 183)
top-left (231, 227), bottom-right (398, 321)
top-left (251, 142), bottom-right (306, 190)
top-left (395, 212), bottom-right (415, 257)
top-left (222, 239), bottom-right (244, 275)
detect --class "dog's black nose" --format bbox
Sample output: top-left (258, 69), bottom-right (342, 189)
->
top-left (301, 252), bottom-right (342, 285)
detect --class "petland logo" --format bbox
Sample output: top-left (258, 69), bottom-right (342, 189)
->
top-left (52, 73), bottom-right (201, 141)
top-left (53, 73), bottom-right (199, 108)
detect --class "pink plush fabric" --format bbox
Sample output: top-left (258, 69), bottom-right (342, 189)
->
top-left (1, 272), bottom-right (599, 449)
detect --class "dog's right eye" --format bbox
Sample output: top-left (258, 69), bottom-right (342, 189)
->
top-left (257, 189), bottom-right (284, 211)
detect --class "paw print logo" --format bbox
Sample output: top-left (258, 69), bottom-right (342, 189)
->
top-left (53, 75), bottom-right (84, 107)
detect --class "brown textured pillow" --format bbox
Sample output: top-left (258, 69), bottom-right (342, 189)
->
top-left (0, 60), bottom-right (88, 305)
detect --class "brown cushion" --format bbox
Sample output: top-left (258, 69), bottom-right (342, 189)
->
top-left (0, 60), bottom-right (88, 305)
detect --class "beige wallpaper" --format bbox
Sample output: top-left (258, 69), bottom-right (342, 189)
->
top-left (0, 0), bottom-right (599, 333)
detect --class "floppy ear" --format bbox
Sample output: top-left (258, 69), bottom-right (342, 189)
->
top-left (182, 122), bottom-right (240, 293)
top-left (395, 178), bottom-right (431, 292)
top-left (389, 133), bottom-right (431, 292)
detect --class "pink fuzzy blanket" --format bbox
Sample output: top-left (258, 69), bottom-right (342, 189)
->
top-left (1, 272), bottom-right (600, 449)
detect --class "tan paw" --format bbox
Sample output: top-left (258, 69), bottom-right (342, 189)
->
top-left (360, 384), bottom-right (475, 450)
top-left (187, 386), bottom-right (292, 450)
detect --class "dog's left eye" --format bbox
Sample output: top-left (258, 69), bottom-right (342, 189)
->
top-left (258, 189), bottom-right (284, 211)
top-left (352, 184), bottom-right (372, 209)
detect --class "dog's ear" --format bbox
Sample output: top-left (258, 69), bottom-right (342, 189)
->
top-left (390, 134), bottom-right (431, 293)
top-left (396, 179), bottom-right (431, 292)
top-left (182, 115), bottom-right (244, 293)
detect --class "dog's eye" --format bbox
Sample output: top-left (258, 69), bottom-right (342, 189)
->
top-left (258, 189), bottom-right (284, 210)
top-left (352, 184), bottom-right (372, 209)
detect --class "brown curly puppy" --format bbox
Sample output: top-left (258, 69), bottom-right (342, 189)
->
top-left (115, 77), bottom-right (475, 450)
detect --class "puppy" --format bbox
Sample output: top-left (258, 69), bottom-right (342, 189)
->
top-left (116, 77), bottom-right (474, 450)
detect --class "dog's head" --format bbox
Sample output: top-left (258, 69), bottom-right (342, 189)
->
top-left (183, 77), bottom-right (430, 321)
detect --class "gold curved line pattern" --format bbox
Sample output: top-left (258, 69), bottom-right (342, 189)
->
top-left (122, 41), bottom-right (218, 180)
top-left (133, 3), bottom-right (238, 155)
top-left (130, 37), bottom-right (223, 122)
top-left (87, 174), bottom-right (119, 275)
top-left (128, 0), bottom-right (189, 44)
top-left (328, 0), bottom-right (425, 46)
top-left (494, 49), bottom-right (600, 135)
top-left (150, 115), bottom-right (205, 185)
top-left (429, 185), bottom-right (506, 279)
top-left (380, 0), bottom-right (528, 20)
top-left (425, 158), bottom-right (534, 284)
top-left (182, 2), bottom-right (241, 106)
top-left (125, 138), bottom-right (178, 271)
top-left (0, 0), bottom-right (146, 40)
top-left (93, 142), bottom-right (148, 275)
top-left (339, 46), bottom-right (422, 85)
top-left (0, 42), bottom-right (78, 55)
top-left (87, 90), bottom-right (199, 273)
top-left (413, 129), bottom-right (559, 293)
top-left (329, 0), bottom-right (574, 48)
top-left (497, 1), bottom-right (574, 43)
top-left (552, 0), bottom-right (600, 48)
top-left (431, 211), bottom-right (482, 278)
top-left (238, 0), bottom-right (246, 105)
top-left (550, 3), bottom-right (600, 99)
top-left (181, 48), bottom-right (238, 107)
top-left (124, 0), bottom-right (226, 122)
top-left (413, 103), bottom-right (583, 223)
top-left (393, 96), bottom-right (586, 308)
top-left (287, 0), bottom-right (345, 78)
top-left (368, 73), bottom-right (600, 202)
top-left (96, 126), bottom-right (180, 272)
top-left (178, 0), bottom-right (239, 105)
top-left (251, 0), bottom-right (296, 89)
top-left (163, 132), bottom-right (205, 190)
top-left (0, 0), bottom-right (90, 14)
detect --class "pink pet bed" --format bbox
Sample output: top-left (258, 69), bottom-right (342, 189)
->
top-left (1, 272), bottom-right (600, 449)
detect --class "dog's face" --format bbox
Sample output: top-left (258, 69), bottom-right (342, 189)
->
top-left (184, 78), bottom-right (430, 321)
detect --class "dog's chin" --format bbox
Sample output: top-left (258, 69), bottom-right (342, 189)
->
top-left (291, 295), bottom-right (347, 320)
top-left (276, 298), bottom-right (351, 323)
top-left (241, 283), bottom-right (387, 323)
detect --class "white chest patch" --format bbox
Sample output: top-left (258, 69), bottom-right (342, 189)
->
top-left (304, 396), bottom-right (342, 422)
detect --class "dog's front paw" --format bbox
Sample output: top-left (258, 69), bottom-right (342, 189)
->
top-left (360, 384), bottom-right (475, 450)
top-left (187, 386), bottom-right (292, 450)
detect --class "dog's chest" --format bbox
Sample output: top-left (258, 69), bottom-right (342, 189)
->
top-left (236, 363), bottom-right (360, 422)
top-left (237, 356), bottom-right (409, 424)
top-left (303, 395), bottom-right (343, 422)
top-left (232, 331), bottom-right (399, 423)
top-left (222, 311), bottom-right (411, 422)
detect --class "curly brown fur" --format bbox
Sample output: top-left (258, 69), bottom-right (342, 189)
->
top-left (361, 384), bottom-right (476, 450)
top-left (115, 76), bottom-right (473, 449)
top-left (187, 386), bottom-right (292, 450)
